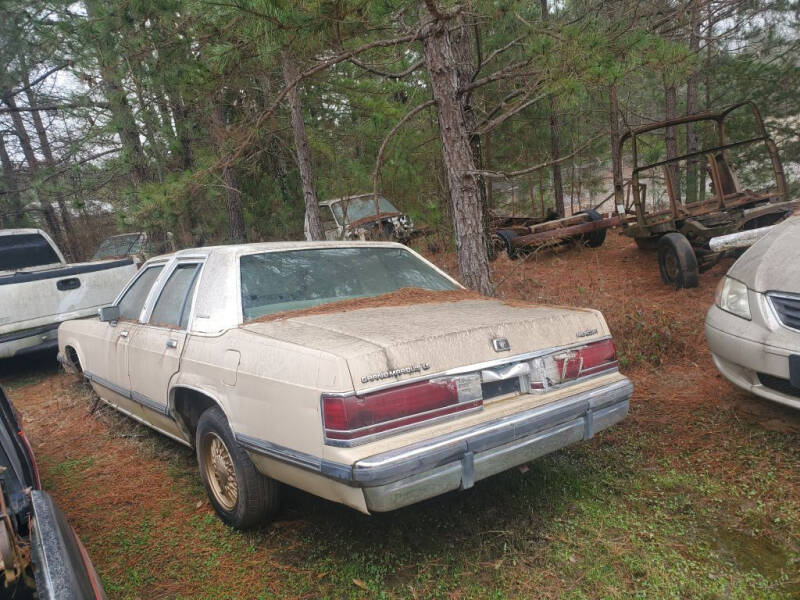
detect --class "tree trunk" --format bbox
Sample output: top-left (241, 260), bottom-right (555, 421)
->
top-left (0, 134), bottom-right (24, 226)
top-left (664, 83), bottom-right (681, 204)
top-left (84, 0), bottom-right (148, 184)
top-left (1, 91), bottom-right (65, 249)
top-left (223, 166), bottom-right (246, 243)
top-left (282, 53), bottom-right (325, 241)
top-left (212, 105), bottom-right (246, 243)
top-left (540, 0), bottom-right (565, 216)
top-left (685, 0), bottom-right (702, 205)
top-left (449, 15), bottom-right (494, 261)
top-left (24, 85), bottom-right (78, 259)
top-left (169, 92), bottom-right (193, 170)
top-left (421, 6), bottom-right (492, 295)
top-left (609, 85), bottom-right (624, 210)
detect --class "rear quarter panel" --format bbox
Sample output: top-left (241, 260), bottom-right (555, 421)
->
top-left (175, 329), bottom-right (352, 458)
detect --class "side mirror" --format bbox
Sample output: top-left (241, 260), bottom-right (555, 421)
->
top-left (98, 305), bottom-right (120, 323)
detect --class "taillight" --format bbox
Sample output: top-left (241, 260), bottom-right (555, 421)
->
top-left (322, 374), bottom-right (482, 442)
top-left (552, 339), bottom-right (618, 383)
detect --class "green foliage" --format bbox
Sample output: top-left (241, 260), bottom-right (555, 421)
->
top-left (1, 0), bottom-right (798, 249)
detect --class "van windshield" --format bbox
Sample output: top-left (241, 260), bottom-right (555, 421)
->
top-left (240, 247), bottom-right (457, 320)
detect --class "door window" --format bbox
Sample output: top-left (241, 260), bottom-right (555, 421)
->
top-left (149, 263), bottom-right (201, 329)
top-left (118, 265), bottom-right (164, 321)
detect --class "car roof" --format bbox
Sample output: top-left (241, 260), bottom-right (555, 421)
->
top-left (144, 240), bottom-right (409, 263)
top-left (0, 228), bottom-right (45, 237)
top-left (318, 193), bottom-right (385, 207)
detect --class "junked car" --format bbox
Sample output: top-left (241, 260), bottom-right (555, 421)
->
top-left (58, 241), bottom-right (632, 529)
top-left (0, 385), bottom-right (106, 599)
top-left (92, 231), bottom-right (174, 261)
top-left (706, 214), bottom-right (800, 409)
top-left (306, 194), bottom-right (416, 242)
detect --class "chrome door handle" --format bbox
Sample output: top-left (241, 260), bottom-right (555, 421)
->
top-left (119, 330), bottom-right (129, 338)
top-left (166, 339), bottom-right (178, 349)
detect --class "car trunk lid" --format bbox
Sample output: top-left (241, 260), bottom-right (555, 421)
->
top-left (242, 298), bottom-right (610, 392)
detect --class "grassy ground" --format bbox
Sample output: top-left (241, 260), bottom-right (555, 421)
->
top-left (1, 234), bottom-right (798, 599)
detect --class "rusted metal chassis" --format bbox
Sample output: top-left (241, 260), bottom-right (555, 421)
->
top-left (508, 213), bottom-right (623, 249)
top-left (616, 101), bottom-right (789, 236)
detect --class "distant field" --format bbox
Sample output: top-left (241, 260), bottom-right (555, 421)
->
top-left (2, 234), bottom-right (798, 600)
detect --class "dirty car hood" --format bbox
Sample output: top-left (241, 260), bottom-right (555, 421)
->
top-left (242, 299), bottom-right (609, 392)
top-left (728, 215), bottom-right (800, 293)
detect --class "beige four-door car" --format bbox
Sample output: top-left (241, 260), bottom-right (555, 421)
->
top-left (706, 215), bottom-right (800, 409)
top-left (58, 242), bottom-right (632, 529)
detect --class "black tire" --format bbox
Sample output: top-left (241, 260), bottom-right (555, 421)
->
top-left (579, 209), bottom-right (607, 248)
top-left (196, 407), bottom-right (280, 529)
top-left (657, 232), bottom-right (699, 289)
top-left (493, 229), bottom-right (519, 259)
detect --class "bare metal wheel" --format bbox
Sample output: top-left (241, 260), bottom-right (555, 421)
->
top-left (195, 406), bottom-right (281, 529)
top-left (202, 432), bottom-right (239, 511)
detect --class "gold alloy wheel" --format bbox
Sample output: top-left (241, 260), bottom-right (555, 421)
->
top-left (202, 432), bottom-right (239, 511)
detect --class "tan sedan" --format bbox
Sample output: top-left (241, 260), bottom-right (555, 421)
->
top-left (58, 241), bottom-right (632, 529)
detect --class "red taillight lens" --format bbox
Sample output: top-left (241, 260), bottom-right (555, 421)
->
top-left (323, 376), bottom-right (482, 442)
top-left (553, 339), bottom-right (618, 382)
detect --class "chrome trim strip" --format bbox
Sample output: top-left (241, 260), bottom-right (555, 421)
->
top-left (84, 371), bottom-right (170, 416)
top-left (238, 377), bottom-right (632, 488)
top-left (235, 433), bottom-right (353, 483)
top-left (766, 292), bottom-right (800, 333)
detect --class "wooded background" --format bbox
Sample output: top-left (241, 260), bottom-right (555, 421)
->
top-left (1, 0), bottom-right (798, 293)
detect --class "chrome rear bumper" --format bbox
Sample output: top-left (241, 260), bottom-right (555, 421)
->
top-left (356, 377), bottom-right (632, 512)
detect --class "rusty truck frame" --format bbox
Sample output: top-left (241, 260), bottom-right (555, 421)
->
top-left (615, 101), bottom-right (798, 288)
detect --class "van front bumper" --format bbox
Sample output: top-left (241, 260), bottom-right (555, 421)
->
top-left (354, 377), bottom-right (632, 512)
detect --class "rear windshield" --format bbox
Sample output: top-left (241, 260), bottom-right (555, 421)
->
top-left (0, 233), bottom-right (61, 271)
top-left (330, 196), bottom-right (399, 225)
top-left (93, 233), bottom-right (144, 260)
top-left (240, 247), bottom-right (457, 320)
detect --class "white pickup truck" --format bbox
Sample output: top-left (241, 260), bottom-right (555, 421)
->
top-left (0, 228), bottom-right (138, 359)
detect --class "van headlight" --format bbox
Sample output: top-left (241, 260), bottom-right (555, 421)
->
top-left (715, 276), bottom-right (751, 320)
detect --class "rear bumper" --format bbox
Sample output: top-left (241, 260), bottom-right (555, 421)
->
top-left (0, 323), bottom-right (60, 359)
top-left (356, 377), bottom-right (632, 512)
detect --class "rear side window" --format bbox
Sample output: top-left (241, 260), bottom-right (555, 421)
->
top-left (149, 263), bottom-right (201, 329)
top-left (118, 265), bottom-right (164, 321)
top-left (0, 233), bottom-right (60, 270)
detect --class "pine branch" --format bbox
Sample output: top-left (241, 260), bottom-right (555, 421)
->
top-left (372, 99), bottom-right (436, 198)
top-left (470, 134), bottom-right (602, 179)
top-left (348, 58), bottom-right (424, 79)
top-left (223, 28), bottom-right (430, 168)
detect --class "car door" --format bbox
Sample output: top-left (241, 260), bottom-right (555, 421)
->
top-left (126, 260), bottom-right (202, 440)
top-left (84, 264), bottom-right (164, 417)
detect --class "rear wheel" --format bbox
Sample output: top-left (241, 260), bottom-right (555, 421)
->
top-left (579, 209), bottom-right (607, 248)
top-left (657, 233), bottom-right (699, 289)
top-left (196, 407), bottom-right (280, 529)
top-left (492, 229), bottom-right (519, 259)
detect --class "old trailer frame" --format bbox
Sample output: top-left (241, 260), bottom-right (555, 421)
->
top-left (490, 210), bottom-right (621, 258)
top-left (614, 101), bottom-right (798, 288)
